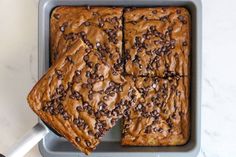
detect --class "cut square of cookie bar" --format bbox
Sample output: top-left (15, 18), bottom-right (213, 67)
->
top-left (50, 6), bottom-right (123, 73)
top-left (27, 39), bottom-right (139, 155)
top-left (124, 7), bottom-right (190, 77)
top-left (122, 76), bottom-right (189, 146)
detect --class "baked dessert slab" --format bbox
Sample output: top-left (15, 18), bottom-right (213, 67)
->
top-left (122, 76), bottom-right (189, 146)
top-left (124, 7), bottom-right (191, 77)
top-left (27, 39), bottom-right (140, 155)
top-left (50, 6), bottom-right (124, 73)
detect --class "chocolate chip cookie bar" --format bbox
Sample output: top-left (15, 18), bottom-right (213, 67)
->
top-left (122, 76), bottom-right (189, 146)
top-left (124, 7), bottom-right (190, 77)
top-left (28, 39), bottom-right (139, 155)
top-left (50, 6), bottom-right (123, 73)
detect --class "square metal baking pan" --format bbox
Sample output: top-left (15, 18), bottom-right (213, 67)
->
top-left (38, 0), bottom-right (202, 156)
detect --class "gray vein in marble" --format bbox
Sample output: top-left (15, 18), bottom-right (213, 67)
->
top-left (29, 53), bottom-right (37, 83)
top-left (202, 103), bottom-right (214, 110)
top-left (204, 78), bottom-right (217, 97)
top-left (223, 116), bottom-right (235, 123)
top-left (5, 65), bottom-right (18, 72)
top-left (204, 129), bottom-right (220, 138)
top-left (200, 148), bottom-right (207, 157)
top-left (0, 116), bottom-right (10, 127)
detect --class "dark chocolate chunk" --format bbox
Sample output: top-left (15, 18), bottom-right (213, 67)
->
top-left (55, 69), bottom-right (63, 80)
top-left (75, 137), bottom-right (81, 143)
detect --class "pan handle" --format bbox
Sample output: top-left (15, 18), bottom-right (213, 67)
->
top-left (1, 122), bottom-right (49, 157)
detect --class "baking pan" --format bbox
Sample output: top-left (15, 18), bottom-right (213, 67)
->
top-left (37, 0), bottom-right (202, 157)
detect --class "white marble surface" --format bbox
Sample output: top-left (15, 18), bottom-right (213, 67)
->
top-left (0, 0), bottom-right (236, 156)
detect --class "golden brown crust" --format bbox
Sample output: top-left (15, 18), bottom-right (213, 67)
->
top-left (124, 7), bottom-right (190, 77)
top-left (28, 38), bottom-right (140, 154)
top-left (121, 76), bottom-right (190, 146)
top-left (50, 6), bottom-right (123, 73)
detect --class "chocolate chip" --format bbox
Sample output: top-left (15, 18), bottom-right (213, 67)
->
top-left (86, 71), bottom-right (91, 78)
top-left (98, 18), bottom-right (104, 27)
top-left (85, 140), bottom-right (91, 147)
top-left (71, 90), bottom-right (81, 100)
top-left (132, 55), bottom-right (140, 64)
top-left (53, 13), bottom-right (61, 20)
top-left (76, 106), bottom-right (83, 112)
top-left (60, 26), bottom-right (65, 32)
top-left (153, 127), bottom-right (158, 132)
top-left (168, 26), bottom-right (173, 32)
top-left (111, 118), bottom-right (116, 125)
top-left (75, 70), bottom-right (81, 76)
top-left (88, 90), bottom-right (93, 95)
top-left (87, 83), bottom-right (93, 90)
top-left (160, 15), bottom-right (169, 22)
top-left (88, 108), bottom-right (93, 115)
top-left (64, 33), bottom-right (76, 41)
top-left (88, 94), bottom-right (93, 100)
top-left (55, 69), bottom-right (63, 80)
top-left (182, 41), bottom-right (188, 46)
top-left (109, 81), bottom-right (115, 86)
top-left (93, 12), bottom-right (98, 16)
top-left (95, 111), bottom-right (101, 118)
top-left (53, 52), bottom-right (58, 61)
top-left (151, 110), bottom-right (159, 118)
top-left (85, 48), bottom-right (91, 53)
top-left (58, 105), bottom-right (64, 114)
top-left (84, 21), bottom-right (90, 26)
top-left (167, 118), bottom-right (173, 128)
top-left (158, 128), bottom-right (163, 133)
top-left (82, 83), bottom-right (87, 88)
top-left (165, 63), bottom-right (169, 68)
top-left (96, 42), bottom-right (101, 47)
top-left (99, 75), bottom-right (104, 81)
top-left (83, 101), bottom-right (89, 107)
top-left (103, 96), bottom-right (108, 101)
top-left (80, 31), bottom-right (86, 37)
top-left (82, 123), bottom-right (88, 130)
top-left (86, 61), bottom-right (93, 68)
top-left (118, 86), bottom-right (123, 92)
top-left (105, 17), bottom-right (111, 23)
top-left (87, 78), bottom-right (94, 84)
top-left (98, 101), bottom-right (107, 111)
top-left (88, 43), bottom-right (94, 49)
top-left (55, 86), bottom-right (64, 96)
top-left (136, 103), bottom-right (143, 110)
top-left (152, 10), bottom-right (157, 14)
top-left (63, 112), bottom-right (70, 120)
top-left (178, 15), bottom-right (187, 24)
top-left (75, 137), bottom-right (81, 143)
top-left (42, 106), bottom-right (47, 112)
top-left (88, 130), bottom-right (93, 136)
top-left (83, 55), bottom-right (89, 62)
top-left (145, 126), bottom-right (152, 134)
top-left (66, 55), bottom-right (73, 63)
top-left (140, 15), bottom-right (148, 20)
top-left (172, 113), bottom-right (177, 119)
top-left (111, 110), bottom-right (117, 116)
top-left (94, 63), bottom-right (100, 71)
top-left (176, 9), bottom-right (181, 14)
top-left (141, 111), bottom-right (149, 118)
top-left (152, 83), bottom-right (157, 89)
top-left (73, 118), bottom-right (80, 125)
top-left (150, 26), bottom-right (156, 31)
top-left (111, 17), bottom-right (118, 24)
